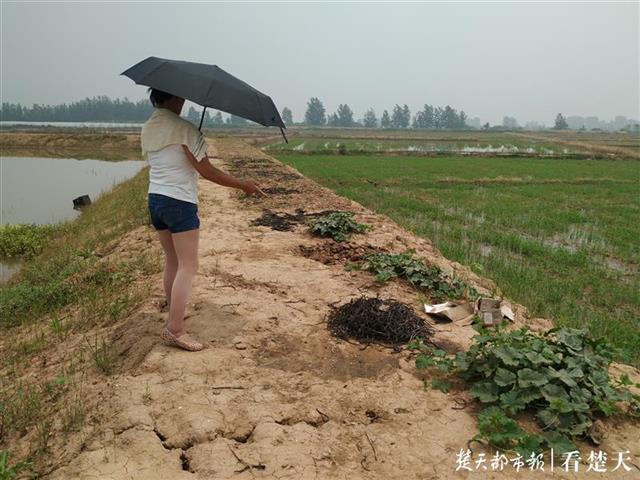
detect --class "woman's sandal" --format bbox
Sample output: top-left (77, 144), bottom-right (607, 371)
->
top-left (161, 327), bottom-right (204, 351)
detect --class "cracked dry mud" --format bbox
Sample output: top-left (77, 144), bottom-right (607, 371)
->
top-left (48, 138), bottom-right (640, 479)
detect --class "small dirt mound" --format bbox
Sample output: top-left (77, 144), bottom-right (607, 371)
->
top-left (250, 209), bottom-right (342, 232)
top-left (327, 296), bottom-right (433, 345)
top-left (250, 209), bottom-right (306, 231)
top-left (225, 158), bottom-right (302, 181)
top-left (298, 242), bottom-right (384, 265)
top-left (262, 187), bottom-right (300, 195)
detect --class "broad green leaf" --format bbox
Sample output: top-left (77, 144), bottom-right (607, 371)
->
top-left (554, 328), bottom-right (585, 352)
top-left (525, 351), bottom-right (549, 366)
top-left (547, 367), bottom-right (579, 388)
top-left (549, 397), bottom-right (573, 414)
top-left (518, 387), bottom-right (543, 403)
top-left (567, 367), bottom-right (584, 379)
top-left (540, 383), bottom-right (570, 403)
top-left (587, 370), bottom-right (610, 389)
top-left (494, 367), bottom-right (517, 386)
top-left (567, 419), bottom-right (592, 436)
top-left (518, 368), bottom-right (549, 388)
top-left (470, 382), bottom-right (500, 403)
top-left (499, 390), bottom-right (528, 414)
top-left (494, 346), bottom-right (521, 367)
top-left (544, 432), bottom-right (576, 455)
top-left (516, 434), bottom-right (544, 458)
top-left (536, 408), bottom-right (558, 429)
top-left (556, 412), bottom-right (578, 433)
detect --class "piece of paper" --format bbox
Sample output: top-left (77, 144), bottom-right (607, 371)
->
top-left (500, 303), bottom-right (515, 321)
top-left (424, 301), bottom-right (474, 323)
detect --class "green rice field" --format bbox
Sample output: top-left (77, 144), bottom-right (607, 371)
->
top-left (275, 151), bottom-right (640, 364)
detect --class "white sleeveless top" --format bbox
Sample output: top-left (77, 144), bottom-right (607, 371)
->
top-left (147, 144), bottom-right (200, 204)
top-left (141, 108), bottom-right (210, 204)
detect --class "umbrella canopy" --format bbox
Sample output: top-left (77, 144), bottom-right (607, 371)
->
top-left (121, 56), bottom-right (287, 140)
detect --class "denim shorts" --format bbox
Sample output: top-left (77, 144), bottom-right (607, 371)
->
top-left (148, 193), bottom-right (200, 233)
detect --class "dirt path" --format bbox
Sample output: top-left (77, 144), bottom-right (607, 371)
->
top-left (48, 139), bottom-right (639, 479)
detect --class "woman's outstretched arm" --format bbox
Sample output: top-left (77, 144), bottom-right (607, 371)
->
top-left (182, 145), bottom-right (265, 196)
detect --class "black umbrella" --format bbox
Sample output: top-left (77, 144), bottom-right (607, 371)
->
top-left (121, 56), bottom-right (288, 142)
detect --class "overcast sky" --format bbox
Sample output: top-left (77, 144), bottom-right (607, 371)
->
top-left (1, 1), bottom-right (638, 125)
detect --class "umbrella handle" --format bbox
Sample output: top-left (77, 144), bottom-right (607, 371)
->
top-left (199, 106), bottom-right (207, 131)
top-left (280, 127), bottom-right (288, 144)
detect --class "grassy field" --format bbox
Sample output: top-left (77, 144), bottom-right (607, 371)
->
top-left (275, 152), bottom-right (640, 365)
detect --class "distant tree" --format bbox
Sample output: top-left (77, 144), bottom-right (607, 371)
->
top-left (380, 110), bottom-right (391, 128)
top-left (212, 111), bottom-right (224, 126)
top-left (458, 110), bottom-right (467, 128)
top-left (433, 107), bottom-right (445, 129)
top-left (502, 116), bottom-right (519, 129)
top-left (304, 97), bottom-right (326, 126)
top-left (483, 122), bottom-right (490, 130)
top-left (281, 107), bottom-right (293, 126)
top-left (201, 110), bottom-right (212, 127)
top-left (327, 113), bottom-right (340, 127)
top-left (336, 104), bottom-right (355, 127)
top-left (402, 104), bottom-right (411, 128)
top-left (186, 106), bottom-right (200, 124)
top-left (391, 105), bottom-right (402, 128)
top-left (391, 104), bottom-right (410, 128)
top-left (442, 105), bottom-right (459, 129)
top-left (423, 104), bottom-right (434, 128)
top-left (227, 114), bottom-right (248, 126)
top-left (412, 112), bottom-right (424, 128)
top-left (363, 108), bottom-right (378, 128)
top-left (554, 113), bottom-right (568, 130)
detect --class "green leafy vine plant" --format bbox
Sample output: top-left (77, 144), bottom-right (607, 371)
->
top-left (408, 323), bottom-right (640, 456)
top-left (0, 224), bottom-right (60, 259)
top-left (307, 212), bottom-right (370, 242)
top-left (360, 250), bottom-right (470, 301)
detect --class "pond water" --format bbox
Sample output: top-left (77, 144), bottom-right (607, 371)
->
top-left (1, 156), bottom-right (146, 282)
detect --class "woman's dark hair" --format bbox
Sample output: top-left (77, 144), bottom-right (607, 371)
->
top-left (148, 88), bottom-right (175, 107)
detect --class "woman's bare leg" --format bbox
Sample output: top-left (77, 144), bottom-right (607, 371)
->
top-left (167, 229), bottom-right (199, 336)
top-left (157, 230), bottom-right (178, 306)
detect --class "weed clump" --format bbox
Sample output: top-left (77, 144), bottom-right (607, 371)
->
top-left (328, 296), bottom-right (433, 345)
top-left (410, 324), bottom-right (640, 455)
top-left (308, 211), bottom-right (370, 242)
top-left (361, 250), bottom-right (467, 301)
top-left (0, 224), bottom-right (60, 259)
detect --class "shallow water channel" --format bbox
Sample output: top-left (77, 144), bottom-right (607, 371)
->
top-left (0, 156), bottom-right (145, 282)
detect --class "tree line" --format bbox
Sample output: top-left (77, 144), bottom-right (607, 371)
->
top-left (302, 97), bottom-right (468, 129)
top-left (2, 95), bottom-right (624, 131)
top-left (0, 97), bottom-right (252, 127)
top-left (0, 96), bottom-right (153, 122)
top-left (0, 96), bottom-right (469, 129)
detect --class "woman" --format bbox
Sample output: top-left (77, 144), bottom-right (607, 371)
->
top-left (141, 88), bottom-right (264, 351)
